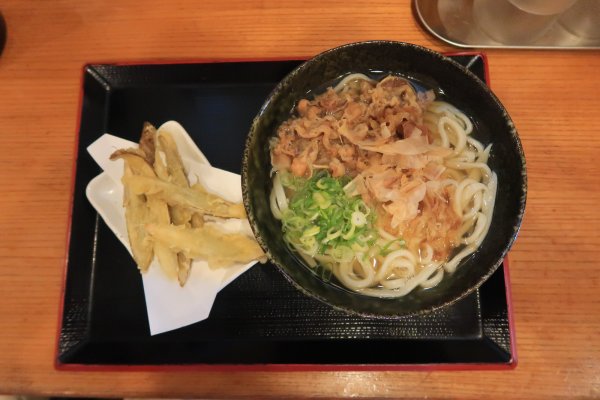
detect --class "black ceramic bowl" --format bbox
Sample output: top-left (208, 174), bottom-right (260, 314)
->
top-left (242, 41), bottom-right (526, 318)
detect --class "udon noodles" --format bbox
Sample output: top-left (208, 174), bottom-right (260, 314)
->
top-left (269, 73), bottom-right (497, 297)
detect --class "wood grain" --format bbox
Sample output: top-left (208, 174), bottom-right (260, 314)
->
top-left (0, 0), bottom-right (599, 398)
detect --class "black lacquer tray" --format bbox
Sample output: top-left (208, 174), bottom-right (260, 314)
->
top-left (57, 53), bottom-right (516, 370)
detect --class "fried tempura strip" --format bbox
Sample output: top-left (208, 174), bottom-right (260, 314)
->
top-left (156, 131), bottom-right (195, 285)
top-left (158, 132), bottom-right (188, 187)
top-left (190, 212), bottom-right (205, 228)
top-left (189, 183), bottom-right (207, 228)
top-left (139, 122), bottom-right (157, 166)
top-left (155, 132), bottom-right (194, 226)
top-left (111, 150), bottom-right (179, 280)
top-left (122, 175), bottom-right (246, 219)
top-left (111, 149), bottom-right (155, 176)
top-left (147, 202), bottom-right (179, 280)
top-left (145, 223), bottom-right (265, 269)
top-left (141, 123), bottom-right (170, 182)
top-left (122, 164), bottom-right (153, 272)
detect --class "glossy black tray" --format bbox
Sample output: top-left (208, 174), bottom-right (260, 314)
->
top-left (57, 54), bottom-right (516, 369)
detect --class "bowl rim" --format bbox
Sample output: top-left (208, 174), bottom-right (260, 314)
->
top-left (242, 40), bottom-right (527, 318)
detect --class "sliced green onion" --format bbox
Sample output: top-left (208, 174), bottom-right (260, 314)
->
top-left (341, 223), bottom-right (356, 240)
top-left (312, 191), bottom-right (332, 209)
top-left (316, 178), bottom-right (329, 190)
top-left (323, 227), bottom-right (342, 243)
top-left (279, 171), bottom-right (377, 268)
top-left (351, 211), bottom-right (366, 227)
top-left (354, 201), bottom-right (370, 216)
top-left (330, 245), bottom-right (354, 262)
top-left (303, 226), bottom-right (320, 237)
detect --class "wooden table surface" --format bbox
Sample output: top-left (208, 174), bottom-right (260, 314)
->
top-left (1, 0), bottom-right (599, 398)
